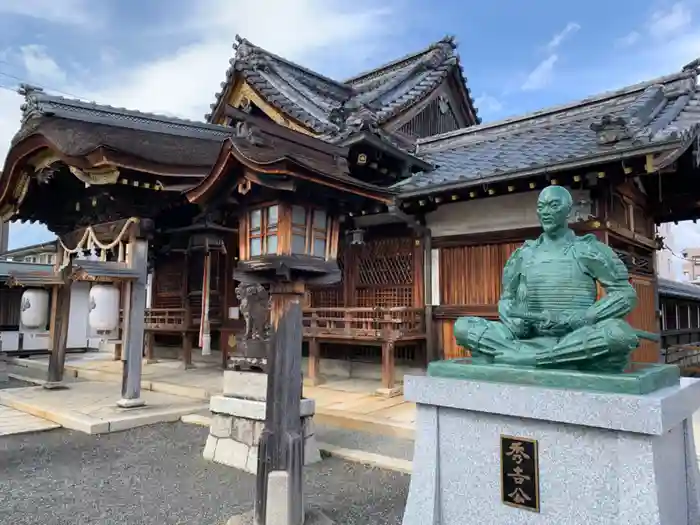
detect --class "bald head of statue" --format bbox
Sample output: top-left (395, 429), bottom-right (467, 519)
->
top-left (536, 186), bottom-right (573, 235)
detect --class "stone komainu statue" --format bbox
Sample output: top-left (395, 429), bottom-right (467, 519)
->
top-left (236, 283), bottom-right (271, 341)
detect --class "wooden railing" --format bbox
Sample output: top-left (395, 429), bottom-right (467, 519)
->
top-left (144, 308), bottom-right (187, 331)
top-left (302, 307), bottom-right (426, 341)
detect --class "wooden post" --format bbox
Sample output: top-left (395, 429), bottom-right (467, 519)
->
top-left (255, 281), bottom-right (305, 525)
top-left (182, 332), bottom-right (193, 368)
top-left (199, 251), bottom-right (212, 356)
top-left (45, 250), bottom-right (72, 389)
top-left (144, 331), bottom-right (155, 363)
top-left (117, 234), bottom-right (148, 408)
top-left (307, 337), bottom-right (321, 386)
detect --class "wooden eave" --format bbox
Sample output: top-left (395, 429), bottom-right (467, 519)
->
top-left (0, 134), bottom-right (211, 218)
top-left (185, 138), bottom-right (395, 206)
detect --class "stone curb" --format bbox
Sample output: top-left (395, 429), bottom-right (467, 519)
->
top-left (317, 442), bottom-right (413, 474)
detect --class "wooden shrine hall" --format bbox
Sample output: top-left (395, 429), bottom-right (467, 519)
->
top-left (4, 36), bottom-right (700, 394)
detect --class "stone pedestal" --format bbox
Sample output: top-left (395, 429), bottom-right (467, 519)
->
top-left (403, 374), bottom-right (700, 525)
top-left (203, 371), bottom-right (321, 473)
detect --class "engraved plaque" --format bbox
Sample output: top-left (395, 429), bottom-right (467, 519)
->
top-left (501, 435), bottom-right (540, 512)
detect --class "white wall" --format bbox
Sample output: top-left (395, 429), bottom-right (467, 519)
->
top-left (425, 189), bottom-right (592, 238)
top-left (656, 223), bottom-right (677, 280)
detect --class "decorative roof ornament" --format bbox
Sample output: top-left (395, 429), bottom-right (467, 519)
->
top-left (234, 121), bottom-right (270, 147)
top-left (233, 34), bottom-right (255, 61)
top-left (425, 36), bottom-right (457, 70)
top-left (17, 84), bottom-right (45, 124)
top-left (590, 84), bottom-right (667, 145)
top-left (345, 106), bottom-right (380, 134)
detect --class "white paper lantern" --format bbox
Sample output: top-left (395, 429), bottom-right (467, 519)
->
top-left (89, 284), bottom-right (120, 333)
top-left (20, 289), bottom-right (49, 329)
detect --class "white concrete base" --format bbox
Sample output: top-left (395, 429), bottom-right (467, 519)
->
top-left (116, 397), bottom-right (146, 409)
top-left (403, 375), bottom-right (700, 525)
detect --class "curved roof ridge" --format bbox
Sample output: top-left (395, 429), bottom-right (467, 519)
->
top-left (343, 35), bottom-right (457, 85)
top-left (416, 68), bottom-right (697, 150)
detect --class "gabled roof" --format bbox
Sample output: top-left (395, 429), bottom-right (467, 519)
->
top-left (395, 63), bottom-right (700, 196)
top-left (206, 35), bottom-right (479, 136)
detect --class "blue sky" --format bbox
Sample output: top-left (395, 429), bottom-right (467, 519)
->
top-left (0, 0), bottom-right (699, 265)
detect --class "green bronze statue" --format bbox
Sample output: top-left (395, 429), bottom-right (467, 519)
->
top-left (455, 185), bottom-right (657, 373)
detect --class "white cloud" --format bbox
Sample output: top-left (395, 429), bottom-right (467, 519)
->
top-left (19, 45), bottom-right (67, 85)
top-left (600, 2), bottom-right (700, 90)
top-left (474, 93), bottom-right (503, 116)
top-left (649, 2), bottom-right (692, 40)
top-left (0, 0), bottom-right (97, 26)
top-left (522, 22), bottom-right (579, 91)
top-left (0, 0), bottom-right (399, 248)
top-left (616, 31), bottom-right (640, 48)
top-left (546, 22), bottom-right (580, 52)
top-left (522, 54), bottom-right (559, 91)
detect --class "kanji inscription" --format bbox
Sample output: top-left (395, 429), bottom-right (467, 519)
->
top-left (501, 435), bottom-right (540, 512)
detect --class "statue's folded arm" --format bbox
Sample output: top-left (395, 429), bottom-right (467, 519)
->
top-left (576, 236), bottom-right (637, 324)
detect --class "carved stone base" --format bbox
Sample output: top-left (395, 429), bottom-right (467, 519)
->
top-left (204, 372), bottom-right (321, 474)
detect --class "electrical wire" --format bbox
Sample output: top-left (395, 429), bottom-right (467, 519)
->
top-left (0, 58), bottom-right (86, 100)
top-left (659, 238), bottom-right (691, 261)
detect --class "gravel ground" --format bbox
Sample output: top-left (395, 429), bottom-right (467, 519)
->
top-left (0, 423), bottom-right (409, 525)
top-left (315, 425), bottom-right (414, 461)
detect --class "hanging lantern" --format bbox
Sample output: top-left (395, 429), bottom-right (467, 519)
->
top-left (88, 284), bottom-right (120, 333)
top-left (20, 289), bottom-right (49, 329)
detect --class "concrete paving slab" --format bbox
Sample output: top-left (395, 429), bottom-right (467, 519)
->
top-left (0, 405), bottom-right (60, 436)
top-left (0, 381), bottom-right (206, 435)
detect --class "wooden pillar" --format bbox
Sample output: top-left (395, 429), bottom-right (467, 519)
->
top-left (255, 281), bottom-right (305, 525)
top-left (144, 332), bottom-right (156, 363)
top-left (45, 249), bottom-right (72, 389)
top-left (379, 341), bottom-right (398, 397)
top-left (307, 335), bottom-right (321, 386)
top-left (199, 251), bottom-right (212, 356)
top-left (182, 252), bottom-right (191, 367)
top-left (117, 234), bottom-right (148, 408)
top-left (182, 331), bottom-right (193, 368)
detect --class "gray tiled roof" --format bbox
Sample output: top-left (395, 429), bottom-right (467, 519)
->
top-left (395, 65), bottom-right (700, 195)
top-left (658, 277), bottom-right (700, 301)
top-left (19, 85), bottom-right (231, 141)
top-left (206, 35), bottom-right (478, 135)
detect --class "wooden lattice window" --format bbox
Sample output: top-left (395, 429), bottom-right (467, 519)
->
top-left (355, 237), bottom-right (414, 308)
top-left (249, 205), bottom-right (279, 256)
top-left (239, 202), bottom-right (339, 262)
top-left (291, 205), bottom-right (328, 258)
top-left (357, 237), bottom-right (413, 286)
